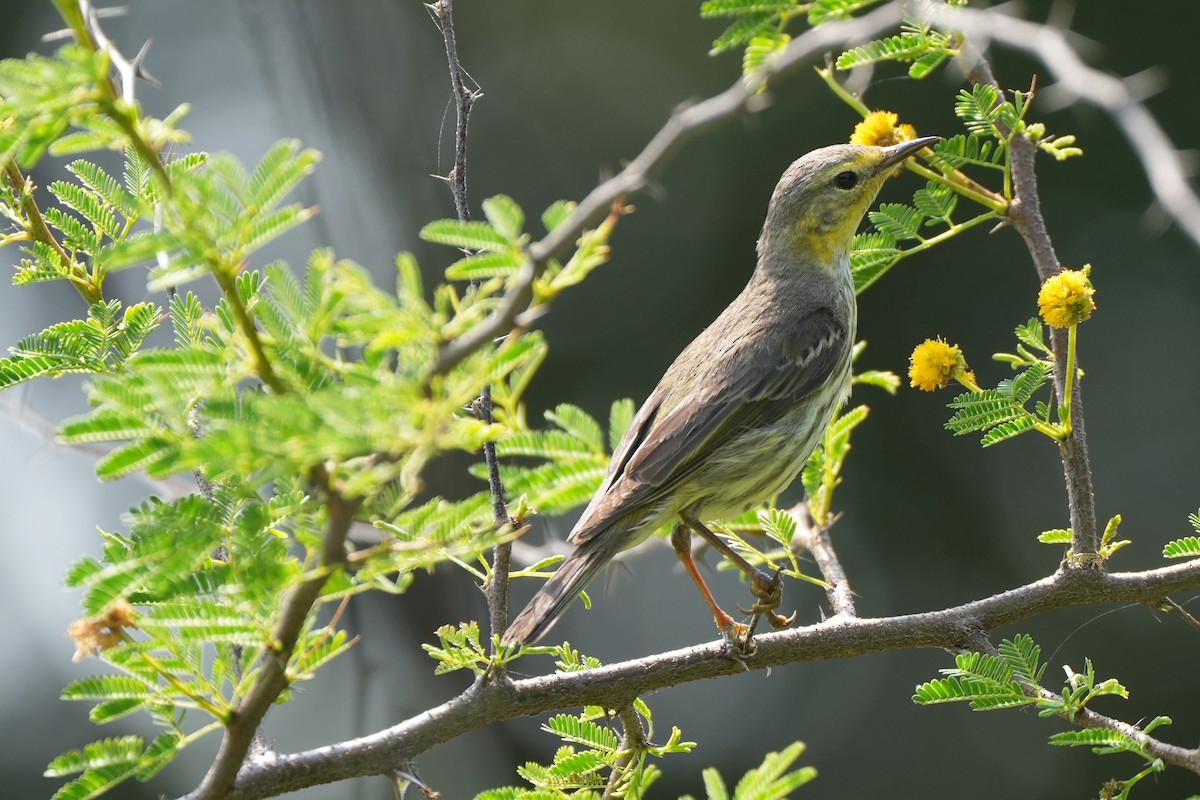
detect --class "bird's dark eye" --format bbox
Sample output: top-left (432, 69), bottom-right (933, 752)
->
top-left (834, 170), bottom-right (858, 189)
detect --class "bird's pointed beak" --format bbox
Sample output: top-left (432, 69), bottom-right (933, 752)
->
top-left (877, 135), bottom-right (941, 171)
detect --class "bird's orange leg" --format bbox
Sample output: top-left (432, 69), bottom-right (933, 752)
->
top-left (679, 512), bottom-right (797, 638)
top-left (669, 523), bottom-right (754, 656)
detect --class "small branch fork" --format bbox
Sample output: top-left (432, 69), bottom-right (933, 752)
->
top-left (786, 503), bottom-right (857, 619)
top-left (426, 0), bottom-right (514, 643)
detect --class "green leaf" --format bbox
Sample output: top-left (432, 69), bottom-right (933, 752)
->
top-left (731, 742), bottom-right (816, 798)
top-left (482, 194), bottom-right (525, 241)
top-left (1163, 536), bottom-right (1200, 559)
top-left (742, 32), bottom-right (790, 83)
top-left (998, 633), bottom-right (1044, 686)
top-left (420, 219), bottom-right (510, 251)
top-left (49, 179), bottom-right (118, 240)
top-left (945, 389), bottom-right (1022, 435)
top-left (700, 0), bottom-right (795, 17)
top-left (926, 133), bottom-right (1005, 172)
top-left (87, 698), bottom-right (148, 724)
top-left (908, 50), bottom-right (949, 79)
top-left (545, 404), bottom-right (605, 453)
top-left (1038, 528), bottom-right (1072, 545)
top-left (850, 230), bottom-right (901, 292)
top-left (248, 139), bottom-right (320, 211)
top-left (979, 416), bottom-right (1035, 447)
top-left (543, 714), bottom-right (620, 752)
top-left (836, 26), bottom-right (954, 70)
top-left (707, 13), bottom-right (776, 55)
top-left (46, 736), bottom-right (144, 777)
top-left (1048, 728), bottom-right (1139, 752)
top-left (61, 675), bottom-right (151, 702)
top-left (541, 199), bottom-right (576, 233)
top-left (1006, 363), bottom-right (1051, 405)
top-left (954, 84), bottom-right (1019, 138)
top-left (868, 203), bottom-right (925, 242)
top-left (445, 250), bottom-right (524, 281)
top-left (68, 159), bottom-right (138, 218)
top-left (911, 182), bottom-right (957, 225)
top-left (94, 438), bottom-right (179, 481)
top-left (808, 0), bottom-right (885, 26)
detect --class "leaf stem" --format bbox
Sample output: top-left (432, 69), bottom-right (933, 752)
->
top-left (905, 160), bottom-right (1007, 213)
top-left (1060, 323), bottom-right (1077, 436)
top-left (2, 161), bottom-right (102, 303)
top-left (211, 266), bottom-right (287, 395)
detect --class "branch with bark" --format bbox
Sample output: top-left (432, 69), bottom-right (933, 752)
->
top-left (192, 559), bottom-right (1200, 800)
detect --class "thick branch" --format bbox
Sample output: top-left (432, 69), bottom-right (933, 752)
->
top-left (196, 560), bottom-right (1200, 799)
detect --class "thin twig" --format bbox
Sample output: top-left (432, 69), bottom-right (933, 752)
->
top-left (190, 559), bottom-right (1200, 800)
top-left (786, 503), bottom-right (857, 618)
top-left (429, 2), bottom-right (908, 376)
top-left (428, 0), bottom-right (514, 641)
top-left (603, 705), bottom-right (648, 800)
top-left (933, 5), bottom-right (1200, 251)
top-left (2, 161), bottom-right (100, 303)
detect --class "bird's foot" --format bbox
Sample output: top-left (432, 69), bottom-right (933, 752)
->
top-left (719, 619), bottom-right (756, 666)
top-left (737, 567), bottom-right (797, 631)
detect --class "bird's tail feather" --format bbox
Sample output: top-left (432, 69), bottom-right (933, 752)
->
top-left (502, 535), bottom-right (618, 646)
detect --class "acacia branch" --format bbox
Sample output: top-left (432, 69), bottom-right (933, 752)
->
top-left (948, 15), bottom-right (1101, 557)
top-left (787, 503), bottom-right (857, 618)
top-left (934, 5), bottom-right (1200, 252)
top-left (428, 0), bottom-right (513, 639)
top-left (192, 559), bottom-right (1200, 799)
top-left (428, 2), bottom-right (907, 376)
top-left (191, 471), bottom-right (363, 800)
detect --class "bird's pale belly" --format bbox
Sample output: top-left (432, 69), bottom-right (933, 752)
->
top-left (682, 374), bottom-right (847, 522)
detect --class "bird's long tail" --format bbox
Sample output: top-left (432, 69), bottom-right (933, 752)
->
top-left (501, 534), bottom-right (619, 646)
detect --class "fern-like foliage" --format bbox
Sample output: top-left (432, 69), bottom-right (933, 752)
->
top-left (475, 644), bottom-right (694, 799)
top-left (914, 634), bottom-right (1173, 800)
top-left (835, 15), bottom-right (959, 78)
top-left (946, 362), bottom-right (1053, 446)
top-left (0, 300), bottom-right (160, 390)
top-left (679, 742), bottom-right (816, 800)
top-left (1163, 512), bottom-right (1200, 558)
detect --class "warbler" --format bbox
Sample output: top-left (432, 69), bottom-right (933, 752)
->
top-left (503, 137), bottom-right (937, 650)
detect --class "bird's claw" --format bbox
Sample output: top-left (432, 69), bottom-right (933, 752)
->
top-left (737, 567), bottom-right (795, 632)
top-left (719, 620), bottom-right (756, 666)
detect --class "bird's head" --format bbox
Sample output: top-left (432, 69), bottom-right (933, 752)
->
top-left (758, 136), bottom-right (940, 272)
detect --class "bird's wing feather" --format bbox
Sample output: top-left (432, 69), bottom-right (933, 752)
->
top-left (570, 307), bottom-right (846, 544)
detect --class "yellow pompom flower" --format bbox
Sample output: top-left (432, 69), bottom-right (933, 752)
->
top-left (909, 338), bottom-right (975, 392)
top-left (850, 110), bottom-right (919, 148)
top-left (1038, 267), bottom-right (1096, 329)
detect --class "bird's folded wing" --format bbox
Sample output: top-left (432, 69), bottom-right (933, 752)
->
top-left (570, 307), bottom-right (847, 545)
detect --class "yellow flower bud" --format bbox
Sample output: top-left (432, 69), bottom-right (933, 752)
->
top-left (909, 338), bottom-right (973, 392)
top-left (1038, 267), bottom-right (1095, 329)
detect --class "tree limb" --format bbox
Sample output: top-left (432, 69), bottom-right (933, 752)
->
top-left (192, 559), bottom-right (1200, 799)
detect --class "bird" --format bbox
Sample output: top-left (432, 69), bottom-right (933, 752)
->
top-left (502, 136), bottom-right (938, 652)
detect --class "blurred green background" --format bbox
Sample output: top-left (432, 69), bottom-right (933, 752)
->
top-left (2, 1), bottom-right (1198, 798)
